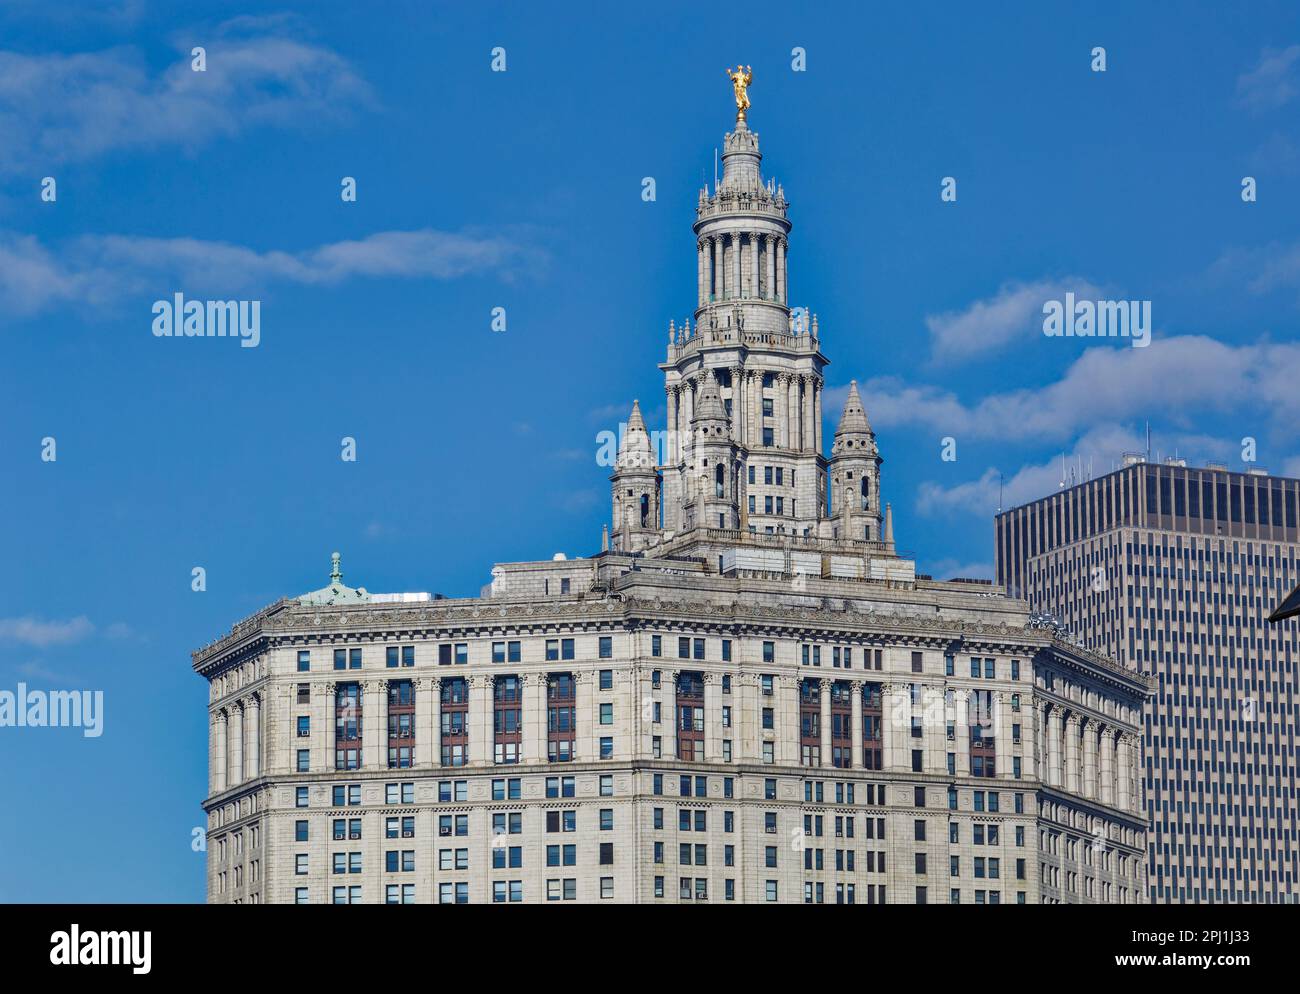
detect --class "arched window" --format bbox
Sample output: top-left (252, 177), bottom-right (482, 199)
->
top-left (640, 494), bottom-right (650, 528)
top-left (715, 464), bottom-right (725, 498)
top-left (861, 476), bottom-right (870, 511)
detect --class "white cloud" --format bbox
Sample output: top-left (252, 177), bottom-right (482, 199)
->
top-left (861, 334), bottom-right (1300, 444)
top-left (1237, 45), bottom-right (1300, 111)
top-left (0, 28), bottom-right (374, 172)
top-left (1212, 239), bottom-right (1300, 297)
top-left (916, 425), bottom-right (1143, 518)
top-left (913, 422), bottom-right (1285, 522)
top-left (0, 615), bottom-right (94, 647)
top-left (925, 277), bottom-right (1103, 363)
top-left (0, 227), bottom-right (539, 317)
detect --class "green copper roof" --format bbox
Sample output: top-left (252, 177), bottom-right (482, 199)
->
top-left (298, 551), bottom-right (370, 605)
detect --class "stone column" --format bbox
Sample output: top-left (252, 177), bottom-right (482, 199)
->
top-left (1130, 734), bottom-right (1143, 815)
top-left (1122, 730), bottom-right (1134, 810)
top-left (880, 684), bottom-right (900, 772)
top-left (850, 681), bottom-right (863, 769)
top-left (697, 240), bottom-right (707, 307)
top-left (1047, 705), bottom-right (1062, 787)
top-left (322, 682), bottom-right (336, 772)
top-left (787, 375), bottom-right (800, 452)
top-left (732, 233), bottom-right (741, 300)
top-left (749, 233), bottom-right (759, 299)
top-left (1082, 718), bottom-right (1098, 799)
top-left (230, 701), bottom-right (245, 787)
top-left (246, 694), bottom-right (261, 780)
top-left (774, 374), bottom-right (785, 446)
top-left (994, 691), bottom-right (1012, 776)
top-left (213, 710), bottom-right (228, 793)
top-left (575, 670), bottom-right (595, 763)
top-left (731, 365), bottom-right (745, 446)
top-left (681, 380), bottom-right (694, 448)
top-left (524, 673), bottom-right (547, 765)
top-left (779, 674), bottom-right (800, 765)
top-left (703, 672), bottom-right (720, 761)
top-left (431, 679), bottom-right (443, 766)
top-left (414, 678), bottom-right (435, 766)
top-left (363, 680), bottom-right (384, 770)
top-left (765, 234), bottom-right (775, 300)
top-left (955, 690), bottom-right (971, 776)
top-left (749, 371), bottom-right (760, 446)
top-left (470, 675), bottom-right (492, 766)
top-left (1099, 726), bottom-right (1115, 806)
top-left (819, 679), bottom-right (832, 767)
top-left (713, 235), bottom-right (725, 300)
top-left (666, 386), bottom-right (678, 463)
top-left (1065, 714), bottom-right (1081, 794)
top-left (776, 237), bottom-right (786, 303)
top-left (801, 375), bottom-right (814, 451)
top-left (814, 379), bottom-right (823, 453)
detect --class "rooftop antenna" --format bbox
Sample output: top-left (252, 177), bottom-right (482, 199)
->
top-left (998, 473), bottom-right (1004, 513)
top-left (1059, 453), bottom-right (1066, 489)
top-left (1145, 421), bottom-right (1151, 462)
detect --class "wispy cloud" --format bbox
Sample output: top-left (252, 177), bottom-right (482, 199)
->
top-left (0, 615), bottom-right (94, 647)
top-left (1237, 45), bottom-right (1300, 112)
top-left (860, 334), bottom-right (1300, 444)
top-left (0, 227), bottom-right (542, 317)
top-left (1211, 238), bottom-right (1300, 298)
top-left (914, 422), bottom-right (1265, 523)
top-left (0, 22), bottom-right (374, 173)
top-left (925, 277), bottom-right (1103, 363)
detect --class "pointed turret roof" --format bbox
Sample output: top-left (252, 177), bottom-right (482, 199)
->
top-left (835, 380), bottom-right (872, 435)
top-left (692, 378), bottom-right (727, 423)
top-left (617, 400), bottom-right (655, 469)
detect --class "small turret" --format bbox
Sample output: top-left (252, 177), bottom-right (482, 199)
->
top-left (609, 400), bottom-right (660, 552)
top-left (828, 380), bottom-right (884, 542)
top-left (683, 374), bottom-right (740, 531)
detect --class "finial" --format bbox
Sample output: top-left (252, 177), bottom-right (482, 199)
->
top-left (669, 320), bottom-right (676, 344)
top-left (330, 551), bottom-right (342, 583)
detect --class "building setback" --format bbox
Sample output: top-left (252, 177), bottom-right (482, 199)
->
top-left (996, 457), bottom-right (1300, 902)
top-left (195, 91), bottom-right (1151, 905)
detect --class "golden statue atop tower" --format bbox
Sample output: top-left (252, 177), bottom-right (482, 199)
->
top-left (726, 65), bottom-right (753, 123)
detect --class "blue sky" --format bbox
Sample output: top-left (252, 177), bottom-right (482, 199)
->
top-left (2, 1), bottom-right (1299, 901)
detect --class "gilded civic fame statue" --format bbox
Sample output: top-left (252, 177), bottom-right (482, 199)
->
top-left (726, 65), bottom-right (753, 123)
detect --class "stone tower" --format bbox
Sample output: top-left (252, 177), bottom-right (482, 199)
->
top-left (827, 380), bottom-right (883, 542)
top-left (659, 111), bottom-right (829, 539)
top-left (680, 374), bottom-right (741, 532)
top-left (606, 89), bottom-right (909, 576)
top-left (609, 400), bottom-right (660, 552)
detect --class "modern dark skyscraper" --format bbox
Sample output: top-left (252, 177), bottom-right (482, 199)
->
top-left (996, 457), bottom-right (1300, 902)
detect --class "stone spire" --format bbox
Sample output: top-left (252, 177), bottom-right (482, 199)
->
top-left (618, 400), bottom-right (655, 469)
top-left (692, 378), bottom-right (727, 424)
top-left (827, 379), bottom-right (884, 543)
top-left (834, 380), bottom-right (872, 436)
top-left (610, 400), bottom-right (660, 552)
